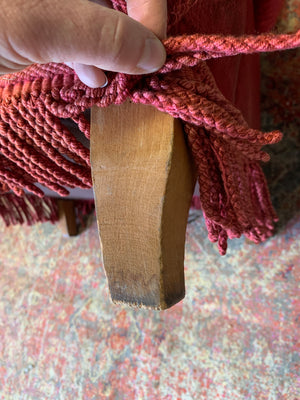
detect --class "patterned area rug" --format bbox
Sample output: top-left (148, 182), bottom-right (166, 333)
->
top-left (0, 2), bottom-right (299, 399)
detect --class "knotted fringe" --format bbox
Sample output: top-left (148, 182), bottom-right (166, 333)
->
top-left (0, 12), bottom-right (299, 253)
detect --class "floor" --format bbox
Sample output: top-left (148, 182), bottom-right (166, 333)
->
top-left (0, 3), bottom-right (299, 400)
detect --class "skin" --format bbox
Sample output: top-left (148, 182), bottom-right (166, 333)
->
top-left (0, 0), bottom-right (167, 87)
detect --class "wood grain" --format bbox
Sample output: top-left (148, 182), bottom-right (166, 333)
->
top-left (90, 102), bottom-right (196, 309)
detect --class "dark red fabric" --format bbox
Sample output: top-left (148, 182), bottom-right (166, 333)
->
top-left (167, 0), bottom-right (283, 127)
top-left (167, 0), bottom-right (262, 127)
top-left (253, 0), bottom-right (284, 32)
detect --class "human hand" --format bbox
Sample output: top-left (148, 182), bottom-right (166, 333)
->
top-left (0, 0), bottom-right (167, 87)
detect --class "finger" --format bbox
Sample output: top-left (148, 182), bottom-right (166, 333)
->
top-left (70, 63), bottom-right (108, 88)
top-left (11, 0), bottom-right (166, 75)
top-left (126, 0), bottom-right (167, 40)
top-left (0, 55), bottom-right (30, 75)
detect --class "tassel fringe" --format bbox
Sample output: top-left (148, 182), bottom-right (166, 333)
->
top-left (0, 192), bottom-right (59, 227)
top-left (0, 1), bottom-right (299, 254)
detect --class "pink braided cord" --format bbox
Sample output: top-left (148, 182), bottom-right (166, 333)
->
top-left (163, 30), bottom-right (300, 69)
top-left (0, 4), bottom-right (299, 253)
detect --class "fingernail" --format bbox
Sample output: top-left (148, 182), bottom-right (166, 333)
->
top-left (137, 38), bottom-right (166, 73)
top-left (99, 75), bottom-right (108, 88)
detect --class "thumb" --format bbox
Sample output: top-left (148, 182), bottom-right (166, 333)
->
top-left (8, 0), bottom-right (166, 75)
top-left (126, 0), bottom-right (167, 40)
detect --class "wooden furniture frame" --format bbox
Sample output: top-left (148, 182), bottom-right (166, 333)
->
top-left (90, 101), bottom-right (196, 309)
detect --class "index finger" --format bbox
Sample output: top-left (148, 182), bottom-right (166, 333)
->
top-left (126, 0), bottom-right (167, 40)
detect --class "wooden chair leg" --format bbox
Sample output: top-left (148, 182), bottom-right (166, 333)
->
top-left (57, 199), bottom-right (78, 236)
top-left (90, 102), bottom-right (196, 309)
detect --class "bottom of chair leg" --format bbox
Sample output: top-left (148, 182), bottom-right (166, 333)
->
top-left (110, 289), bottom-right (185, 310)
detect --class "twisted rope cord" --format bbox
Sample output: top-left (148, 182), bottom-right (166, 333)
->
top-left (0, 19), bottom-right (299, 253)
top-left (163, 30), bottom-right (300, 65)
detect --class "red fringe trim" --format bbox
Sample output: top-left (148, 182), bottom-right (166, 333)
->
top-left (0, 192), bottom-right (59, 226)
top-left (0, 192), bottom-right (95, 229)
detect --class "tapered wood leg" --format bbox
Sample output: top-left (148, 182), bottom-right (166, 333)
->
top-left (90, 102), bottom-right (196, 309)
top-left (57, 199), bottom-right (78, 236)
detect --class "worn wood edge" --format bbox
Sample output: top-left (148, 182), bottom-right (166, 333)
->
top-left (110, 293), bottom-right (185, 311)
top-left (159, 118), bottom-right (197, 309)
